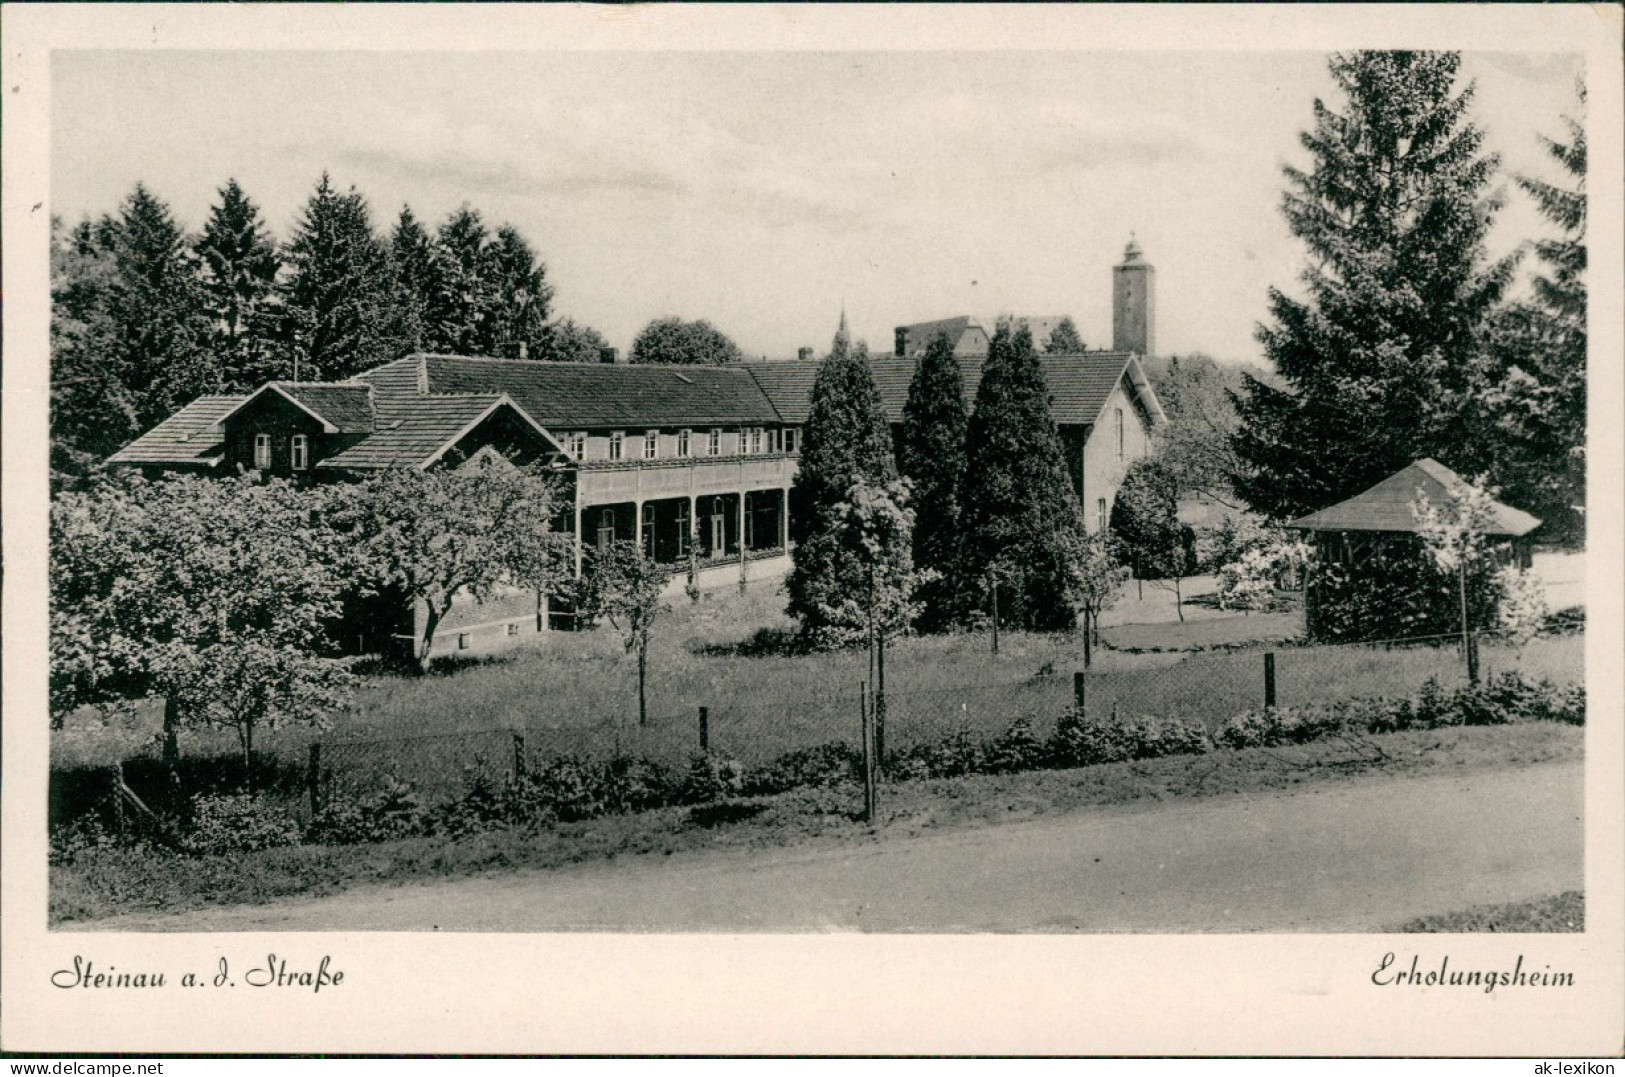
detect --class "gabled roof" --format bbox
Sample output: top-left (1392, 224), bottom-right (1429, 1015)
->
top-left (743, 352), bottom-right (1162, 428)
top-left (316, 393), bottom-right (549, 471)
top-left (1287, 459), bottom-right (1542, 536)
top-left (215, 382), bottom-right (375, 433)
top-left (104, 395), bottom-right (243, 467)
top-left (357, 355), bottom-right (782, 429)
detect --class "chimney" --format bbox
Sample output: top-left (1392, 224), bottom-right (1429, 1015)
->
top-left (599, 347), bottom-right (618, 364)
top-left (797, 346), bottom-right (814, 362)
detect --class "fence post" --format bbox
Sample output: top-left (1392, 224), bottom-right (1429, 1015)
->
top-left (1264, 652), bottom-right (1277, 709)
top-left (990, 580), bottom-right (1000, 655)
top-left (1083, 616), bottom-right (1093, 669)
top-left (860, 683), bottom-right (876, 824)
top-left (699, 706), bottom-right (710, 753)
top-left (111, 762), bottom-right (125, 835)
top-left (513, 731), bottom-right (527, 780)
top-left (1467, 630), bottom-right (1480, 685)
top-left (307, 743), bottom-right (323, 816)
top-left (1073, 671), bottom-right (1087, 715)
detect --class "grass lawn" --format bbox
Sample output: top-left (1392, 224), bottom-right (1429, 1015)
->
top-left (51, 721), bottom-right (1582, 926)
top-left (52, 575), bottom-right (1586, 801)
top-left (1390, 891), bottom-right (1584, 932)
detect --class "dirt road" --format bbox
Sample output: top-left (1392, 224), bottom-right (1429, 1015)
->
top-left (85, 761), bottom-right (1581, 933)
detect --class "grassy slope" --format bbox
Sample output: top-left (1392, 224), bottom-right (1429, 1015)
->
top-left (52, 577), bottom-right (1586, 774)
top-left (52, 721), bottom-right (1581, 925)
top-left (1391, 891), bottom-right (1584, 933)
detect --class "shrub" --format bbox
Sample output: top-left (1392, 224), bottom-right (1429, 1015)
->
top-left (744, 742), bottom-right (860, 797)
top-left (182, 793), bottom-right (302, 856)
top-left (680, 753), bottom-right (747, 804)
top-left (890, 731), bottom-right (986, 780)
top-left (529, 756), bottom-right (612, 822)
top-left (433, 770), bottom-right (558, 837)
top-left (982, 718), bottom-right (1050, 773)
top-left (305, 776), bottom-right (430, 845)
top-left (598, 757), bottom-right (680, 815)
top-left (1215, 706), bottom-right (1346, 749)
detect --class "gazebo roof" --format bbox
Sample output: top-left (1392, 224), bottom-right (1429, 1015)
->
top-left (1286, 458), bottom-right (1542, 537)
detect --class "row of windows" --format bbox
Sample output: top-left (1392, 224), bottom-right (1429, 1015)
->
top-left (254, 434), bottom-right (308, 471)
top-left (567, 427), bottom-right (799, 462)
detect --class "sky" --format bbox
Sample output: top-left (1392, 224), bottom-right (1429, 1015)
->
top-left (51, 49), bottom-right (1584, 364)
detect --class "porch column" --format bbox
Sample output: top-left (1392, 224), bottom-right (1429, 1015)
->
top-left (572, 491), bottom-right (583, 578)
top-left (738, 489), bottom-right (748, 584)
top-left (634, 498), bottom-right (644, 553)
top-left (780, 486), bottom-right (790, 548)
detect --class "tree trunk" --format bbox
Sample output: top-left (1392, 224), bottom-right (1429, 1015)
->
top-left (242, 718), bottom-right (255, 794)
top-left (417, 601), bottom-right (444, 675)
top-left (1173, 575), bottom-right (1185, 622)
top-left (162, 695), bottom-right (180, 763)
top-left (637, 644), bottom-right (648, 727)
top-left (991, 580), bottom-right (1000, 655)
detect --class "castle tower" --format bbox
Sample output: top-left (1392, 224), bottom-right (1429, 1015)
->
top-left (1112, 235), bottom-right (1156, 356)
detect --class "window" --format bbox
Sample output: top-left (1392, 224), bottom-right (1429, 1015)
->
top-left (290, 435), bottom-right (309, 471)
top-left (708, 428), bottom-right (721, 456)
top-left (567, 432), bottom-right (586, 460)
top-left (676, 501), bottom-right (691, 556)
top-left (677, 429), bottom-right (691, 457)
top-left (644, 430), bottom-right (659, 460)
top-left (783, 427), bottom-right (799, 454)
top-left (1115, 408), bottom-right (1125, 460)
top-left (641, 502), bottom-right (656, 557)
top-left (738, 428), bottom-right (752, 455)
top-left (751, 427), bottom-right (764, 454)
top-left (609, 431), bottom-right (624, 461)
top-left (1097, 498), bottom-right (1108, 533)
top-left (597, 509), bottom-right (616, 552)
top-left (768, 428), bottom-right (781, 454)
top-left (253, 433), bottom-right (271, 469)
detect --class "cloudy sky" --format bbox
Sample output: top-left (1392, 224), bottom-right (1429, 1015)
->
top-left (52, 48), bottom-right (1583, 363)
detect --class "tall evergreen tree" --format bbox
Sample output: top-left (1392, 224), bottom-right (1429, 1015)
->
top-left (195, 178), bottom-right (283, 388)
top-left (958, 321), bottom-right (1086, 631)
top-left (431, 206), bottom-right (500, 355)
top-left (103, 184), bottom-right (214, 425)
top-left (388, 205), bottom-right (443, 357)
top-left (1482, 82), bottom-right (1586, 543)
top-left (897, 331), bottom-right (968, 629)
top-left (1231, 51), bottom-right (1516, 520)
top-left (487, 224), bottom-right (554, 359)
top-left (785, 325), bottom-right (900, 644)
top-left (279, 173), bottom-right (396, 381)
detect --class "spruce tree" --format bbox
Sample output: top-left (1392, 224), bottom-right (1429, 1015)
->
top-left (958, 321), bottom-right (1086, 631)
top-left (785, 329), bottom-right (900, 644)
top-left (50, 215), bottom-right (137, 482)
top-left (1232, 51), bottom-right (1516, 520)
top-left (897, 331), bottom-right (968, 629)
top-left (280, 173), bottom-right (396, 381)
top-left (487, 224), bottom-right (555, 359)
top-left (1044, 317), bottom-right (1085, 354)
top-left (195, 178), bottom-right (282, 387)
top-left (1483, 82), bottom-right (1586, 543)
top-left (431, 207), bottom-right (500, 355)
top-left (104, 184), bottom-right (214, 425)
top-left (388, 205), bottom-right (443, 356)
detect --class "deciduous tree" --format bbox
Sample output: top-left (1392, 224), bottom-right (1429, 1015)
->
top-left (575, 541), bottom-right (668, 726)
top-left (629, 316), bottom-right (743, 365)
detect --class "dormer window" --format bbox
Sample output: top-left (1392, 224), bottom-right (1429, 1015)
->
top-left (253, 433), bottom-right (271, 469)
top-left (290, 434), bottom-right (310, 471)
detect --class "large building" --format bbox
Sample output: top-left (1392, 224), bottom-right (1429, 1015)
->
top-left (108, 240), bottom-right (1167, 657)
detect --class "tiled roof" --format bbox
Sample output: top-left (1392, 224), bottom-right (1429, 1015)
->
top-left (359, 355), bottom-right (783, 429)
top-left (744, 352), bottom-right (1144, 427)
top-left (1287, 459), bottom-right (1542, 536)
top-left (274, 383), bottom-right (374, 433)
top-left (104, 395), bottom-right (243, 466)
top-left (317, 394), bottom-right (510, 471)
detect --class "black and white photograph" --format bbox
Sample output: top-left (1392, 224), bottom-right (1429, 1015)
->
top-left (3, 2), bottom-right (1621, 1058)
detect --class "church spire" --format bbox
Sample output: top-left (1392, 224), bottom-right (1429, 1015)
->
top-left (833, 304), bottom-right (851, 355)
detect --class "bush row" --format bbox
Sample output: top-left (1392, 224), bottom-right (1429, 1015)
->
top-left (50, 671), bottom-right (1584, 860)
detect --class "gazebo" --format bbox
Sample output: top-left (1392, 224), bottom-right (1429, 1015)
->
top-left (1286, 458), bottom-right (1542, 641)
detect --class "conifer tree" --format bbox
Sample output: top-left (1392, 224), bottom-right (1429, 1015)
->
top-left (50, 216), bottom-right (136, 482)
top-left (958, 321), bottom-right (1086, 631)
top-left (431, 206), bottom-right (500, 355)
top-left (897, 331), bottom-right (968, 629)
top-left (785, 326), bottom-right (900, 644)
top-left (1044, 317), bottom-right (1085, 354)
top-left (487, 224), bottom-right (554, 359)
top-left (195, 178), bottom-right (283, 387)
top-left (280, 173), bottom-right (396, 381)
top-left (388, 205), bottom-right (443, 357)
top-left (1232, 51), bottom-right (1516, 520)
top-left (103, 184), bottom-right (214, 425)
top-left (1483, 81), bottom-right (1586, 543)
